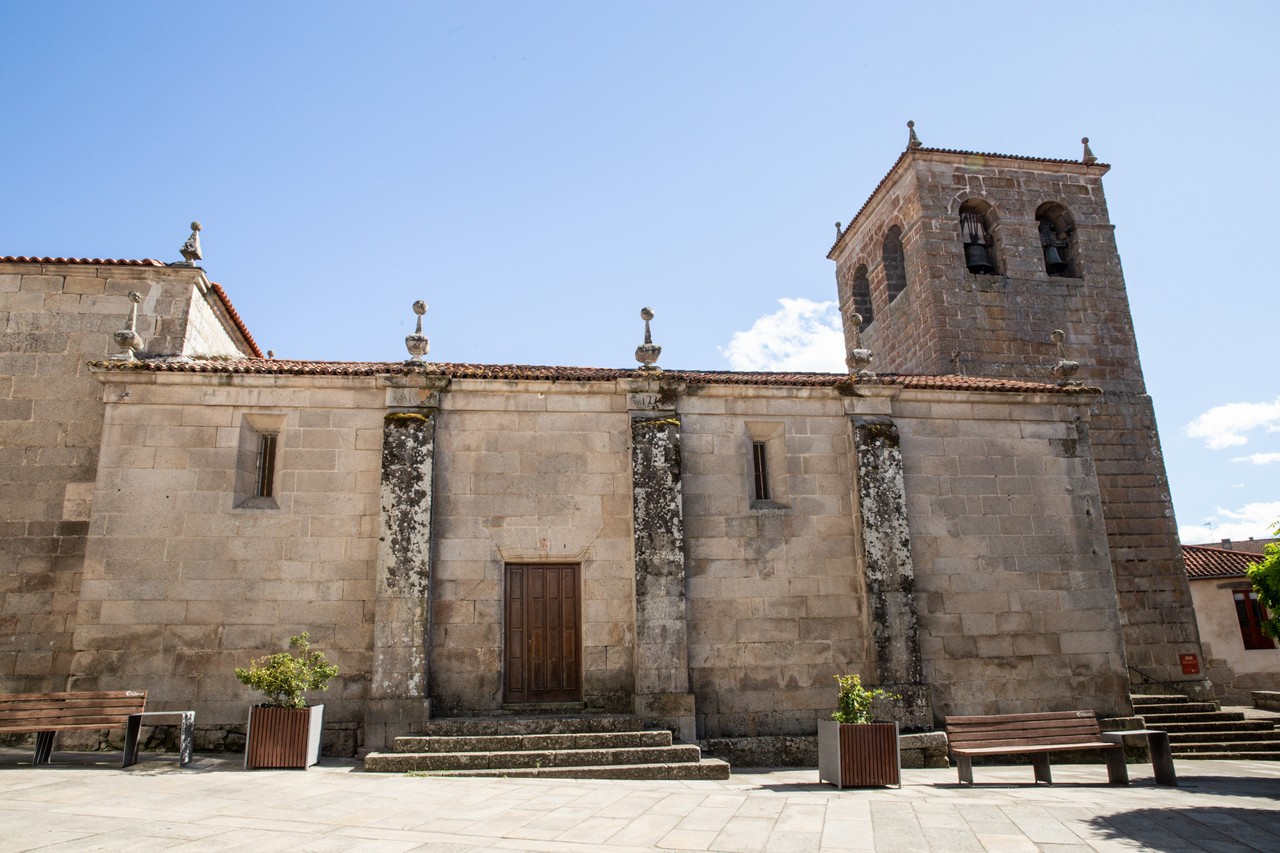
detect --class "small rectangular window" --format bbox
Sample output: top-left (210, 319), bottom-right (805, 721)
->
top-left (752, 440), bottom-right (770, 501)
top-left (255, 433), bottom-right (278, 498)
top-left (1235, 590), bottom-right (1276, 650)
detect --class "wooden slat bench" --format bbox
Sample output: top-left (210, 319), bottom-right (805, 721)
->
top-left (0, 690), bottom-right (158, 766)
top-left (944, 710), bottom-right (1128, 785)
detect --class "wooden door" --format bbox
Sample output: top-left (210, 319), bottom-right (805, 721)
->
top-left (504, 564), bottom-right (581, 704)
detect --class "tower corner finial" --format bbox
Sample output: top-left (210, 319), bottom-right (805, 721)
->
top-left (845, 311), bottom-right (874, 379)
top-left (111, 290), bottom-right (145, 361)
top-left (635, 307), bottom-right (661, 370)
top-left (404, 300), bottom-right (430, 363)
top-left (177, 221), bottom-right (203, 265)
top-left (906, 120), bottom-right (922, 150)
top-left (1081, 136), bottom-right (1097, 165)
top-left (1050, 328), bottom-right (1081, 384)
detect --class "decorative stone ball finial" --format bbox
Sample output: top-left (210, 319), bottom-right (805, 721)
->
top-left (112, 290), bottom-right (145, 361)
top-left (635, 307), bottom-right (661, 369)
top-left (1050, 328), bottom-right (1081, 383)
top-left (906, 120), bottom-right (922, 151)
top-left (179, 221), bottom-right (203, 264)
top-left (405, 300), bottom-right (430, 362)
top-left (1081, 137), bottom-right (1097, 165)
top-left (834, 222), bottom-right (843, 240)
top-left (845, 311), bottom-right (874, 378)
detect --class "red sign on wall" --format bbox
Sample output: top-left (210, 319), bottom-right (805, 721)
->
top-left (1180, 654), bottom-right (1200, 675)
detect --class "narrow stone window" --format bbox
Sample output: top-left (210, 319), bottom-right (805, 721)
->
top-left (851, 264), bottom-right (873, 326)
top-left (958, 199), bottom-right (1000, 275)
top-left (751, 440), bottom-right (770, 501)
top-left (882, 225), bottom-right (907, 302)
top-left (235, 413), bottom-right (286, 509)
top-left (255, 433), bottom-right (278, 498)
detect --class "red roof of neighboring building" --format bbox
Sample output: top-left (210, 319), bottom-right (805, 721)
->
top-left (0, 256), bottom-right (166, 266)
top-left (89, 357), bottom-right (1098, 394)
top-left (1183, 544), bottom-right (1263, 579)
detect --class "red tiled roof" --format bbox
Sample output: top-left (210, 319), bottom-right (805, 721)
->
top-left (88, 357), bottom-right (1098, 394)
top-left (0, 256), bottom-right (166, 266)
top-left (1183, 544), bottom-right (1263, 579)
top-left (827, 146), bottom-right (1110, 259)
top-left (208, 282), bottom-right (263, 358)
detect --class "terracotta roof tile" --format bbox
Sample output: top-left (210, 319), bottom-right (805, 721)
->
top-left (1183, 544), bottom-right (1263, 579)
top-left (208, 283), bottom-right (263, 358)
top-left (827, 146), bottom-right (1110, 259)
top-left (0, 256), bottom-right (166, 266)
top-left (88, 357), bottom-right (1098, 395)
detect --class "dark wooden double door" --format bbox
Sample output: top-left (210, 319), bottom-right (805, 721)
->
top-left (504, 564), bottom-right (581, 704)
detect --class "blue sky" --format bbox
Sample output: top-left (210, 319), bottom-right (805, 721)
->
top-left (3, 1), bottom-right (1276, 543)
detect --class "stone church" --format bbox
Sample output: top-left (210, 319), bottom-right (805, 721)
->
top-left (0, 132), bottom-right (1208, 755)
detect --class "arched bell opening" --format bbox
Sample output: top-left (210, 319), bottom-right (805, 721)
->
top-left (882, 225), bottom-right (908, 303)
top-left (958, 199), bottom-right (1001, 276)
top-left (852, 263), bottom-right (873, 328)
top-left (1035, 202), bottom-right (1079, 278)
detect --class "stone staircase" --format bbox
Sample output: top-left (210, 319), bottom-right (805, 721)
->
top-left (1132, 694), bottom-right (1280, 760)
top-left (363, 714), bottom-right (731, 779)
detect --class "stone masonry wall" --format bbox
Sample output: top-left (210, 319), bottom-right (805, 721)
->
top-left (0, 261), bottom-right (244, 693)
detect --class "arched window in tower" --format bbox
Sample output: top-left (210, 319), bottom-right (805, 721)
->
top-left (852, 264), bottom-right (873, 326)
top-left (1035, 202), bottom-right (1078, 277)
top-left (958, 200), bottom-right (999, 275)
top-left (882, 225), bottom-right (907, 302)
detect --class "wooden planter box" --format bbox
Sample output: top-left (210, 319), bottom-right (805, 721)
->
top-left (818, 720), bottom-right (900, 788)
top-left (244, 704), bottom-right (324, 769)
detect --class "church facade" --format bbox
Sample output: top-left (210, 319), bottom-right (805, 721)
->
top-left (0, 137), bottom-right (1207, 754)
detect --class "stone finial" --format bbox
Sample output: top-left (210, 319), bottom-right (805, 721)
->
top-left (635, 307), bottom-right (661, 370)
top-left (112, 291), bottom-right (144, 361)
top-left (405, 300), bottom-right (430, 362)
top-left (1050, 328), bottom-right (1080, 384)
top-left (845, 312), bottom-right (874, 378)
top-left (178, 221), bottom-right (203, 265)
top-left (906, 120), bottom-right (922, 151)
top-left (835, 222), bottom-right (843, 240)
top-left (1081, 137), bottom-right (1097, 165)
top-left (267, 350), bottom-right (275, 359)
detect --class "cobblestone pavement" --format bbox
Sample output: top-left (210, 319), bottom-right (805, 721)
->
top-left (1, 750), bottom-right (1277, 851)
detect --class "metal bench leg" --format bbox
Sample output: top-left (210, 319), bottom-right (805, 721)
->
top-left (1104, 748), bottom-right (1129, 785)
top-left (1032, 754), bottom-right (1052, 784)
top-left (179, 711), bottom-right (194, 766)
top-left (122, 714), bottom-right (143, 768)
top-left (956, 755), bottom-right (973, 785)
top-left (33, 731), bottom-right (54, 765)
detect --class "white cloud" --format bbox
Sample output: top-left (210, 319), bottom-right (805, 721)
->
top-left (1179, 500), bottom-right (1280, 545)
top-left (721, 298), bottom-right (846, 372)
top-left (1231, 452), bottom-right (1280, 465)
top-left (1185, 397), bottom-right (1280, 450)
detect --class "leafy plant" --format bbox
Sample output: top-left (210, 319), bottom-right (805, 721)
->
top-left (235, 632), bottom-right (339, 708)
top-left (1247, 523), bottom-right (1280, 638)
top-left (831, 673), bottom-right (898, 724)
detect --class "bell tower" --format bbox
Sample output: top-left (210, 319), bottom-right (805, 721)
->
top-left (827, 128), bottom-right (1209, 696)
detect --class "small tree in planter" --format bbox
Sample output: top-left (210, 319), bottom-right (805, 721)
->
top-left (236, 632), bottom-right (338, 769)
top-left (818, 673), bottom-right (901, 788)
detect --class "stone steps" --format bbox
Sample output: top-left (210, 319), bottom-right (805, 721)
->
top-left (363, 714), bottom-right (730, 780)
top-left (1132, 693), bottom-right (1280, 761)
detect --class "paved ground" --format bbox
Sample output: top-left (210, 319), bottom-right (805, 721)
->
top-left (1, 750), bottom-right (1278, 851)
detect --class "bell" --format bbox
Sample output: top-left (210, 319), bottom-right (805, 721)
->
top-left (964, 242), bottom-right (995, 275)
top-left (1044, 246), bottom-right (1068, 275)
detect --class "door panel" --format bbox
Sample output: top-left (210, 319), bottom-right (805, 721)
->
top-left (504, 564), bottom-right (581, 704)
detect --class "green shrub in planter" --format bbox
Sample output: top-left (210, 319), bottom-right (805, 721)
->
top-left (831, 673), bottom-right (897, 724)
top-left (235, 632), bottom-right (338, 709)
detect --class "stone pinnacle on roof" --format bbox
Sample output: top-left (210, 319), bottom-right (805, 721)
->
top-left (1050, 329), bottom-right (1081, 385)
top-left (906, 120), bottom-right (922, 151)
top-left (405, 300), bottom-right (430, 363)
top-left (834, 221), bottom-right (843, 240)
top-left (845, 312), bottom-right (874, 379)
top-left (112, 291), bottom-right (145, 361)
top-left (634, 307), bottom-right (661, 370)
top-left (177, 221), bottom-right (203, 265)
top-left (1081, 137), bottom-right (1097, 165)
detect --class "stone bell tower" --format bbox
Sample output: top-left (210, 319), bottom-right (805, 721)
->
top-left (827, 126), bottom-right (1210, 697)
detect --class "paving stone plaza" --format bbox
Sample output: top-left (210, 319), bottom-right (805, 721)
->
top-left (2, 751), bottom-right (1277, 851)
